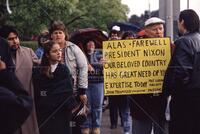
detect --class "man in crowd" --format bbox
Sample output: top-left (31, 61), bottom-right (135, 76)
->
top-left (81, 40), bottom-right (104, 134)
top-left (0, 25), bottom-right (39, 134)
top-left (108, 26), bottom-right (131, 134)
top-left (129, 17), bottom-right (168, 134)
top-left (0, 36), bottom-right (32, 134)
top-left (163, 9), bottom-right (200, 134)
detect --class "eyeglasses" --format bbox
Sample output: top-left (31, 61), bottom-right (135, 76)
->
top-left (50, 48), bottom-right (62, 53)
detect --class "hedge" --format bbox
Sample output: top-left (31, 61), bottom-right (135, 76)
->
top-left (21, 41), bottom-right (38, 51)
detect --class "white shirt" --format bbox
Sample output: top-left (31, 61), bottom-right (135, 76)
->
top-left (50, 63), bottom-right (58, 73)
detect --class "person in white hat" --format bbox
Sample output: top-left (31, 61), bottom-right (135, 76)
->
top-left (129, 17), bottom-right (170, 134)
top-left (108, 25), bottom-right (131, 134)
top-left (143, 17), bottom-right (165, 38)
top-left (145, 17), bottom-right (165, 27)
top-left (109, 25), bottom-right (121, 40)
top-left (112, 25), bottom-right (121, 31)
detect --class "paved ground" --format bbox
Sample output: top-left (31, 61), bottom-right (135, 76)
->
top-left (101, 109), bottom-right (131, 134)
top-left (72, 107), bottom-right (129, 134)
top-left (100, 110), bottom-right (154, 134)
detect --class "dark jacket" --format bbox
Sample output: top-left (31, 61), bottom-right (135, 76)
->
top-left (0, 70), bottom-right (33, 134)
top-left (129, 35), bottom-right (169, 120)
top-left (0, 37), bottom-right (13, 69)
top-left (163, 32), bottom-right (200, 98)
top-left (163, 32), bottom-right (200, 134)
top-left (87, 51), bottom-right (104, 83)
top-left (33, 63), bottom-right (73, 134)
top-left (129, 94), bottom-right (166, 120)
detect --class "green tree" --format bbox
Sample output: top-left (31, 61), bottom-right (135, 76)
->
top-left (129, 10), bottom-right (159, 29)
top-left (70, 0), bottom-right (129, 30)
top-left (1, 0), bottom-right (129, 37)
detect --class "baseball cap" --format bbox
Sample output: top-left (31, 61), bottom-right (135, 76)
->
top-left (144, 17), bottom-right (165, 27)
top-left (112, 25), bottom-right (120, 31)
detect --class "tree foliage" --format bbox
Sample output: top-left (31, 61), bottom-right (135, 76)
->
top-left (129, 10), bottom-right (159, 28)
top-left (1, 0), bottom-right (129, 37)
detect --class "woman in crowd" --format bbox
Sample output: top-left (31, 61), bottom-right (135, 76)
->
top-left (33, 41), bottom-right (73, 134)
top-left (49, 20), bottom-right (88, 133)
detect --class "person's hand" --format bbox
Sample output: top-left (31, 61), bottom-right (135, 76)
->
top-left (88, 64), bottom-right (95, 72)
top-left (100, 58), bottom-right (107, 65)
top-left (0, 57), bottom-right (6, 70)
top-left (79, 94), bottom-right (87, 104)
top-left (33, 59), bottom-right (41, 65)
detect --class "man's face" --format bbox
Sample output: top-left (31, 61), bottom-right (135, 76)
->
top-left (177, 19), bottom-right (185, 36)
top-left (145, 24), bottom-right (164, 38)
top-left (110, 33), bottom-right (120, 40)
top-left (87, 41), bottom-right (95, 54)
top-left (7, 32), bottom-right (20, 50)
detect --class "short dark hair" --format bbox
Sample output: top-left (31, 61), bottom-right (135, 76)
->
top-left (37, 33), bottom-right (49, 47)
top-left (0, 25), bottom-right (18, 39)
top-left (121, 31), bottom-right (135, 39)
top-left (179, 9), bottom-right (200, 33)
top-left (49, 20), bottom-right (69, 40)
top-left (109, 30), bottom-right (121, 37)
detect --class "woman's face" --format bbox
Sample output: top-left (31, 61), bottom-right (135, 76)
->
top-left (51, 30), bottom-right (65, 45)
top-left (48, 44), bottom-right (62, 64)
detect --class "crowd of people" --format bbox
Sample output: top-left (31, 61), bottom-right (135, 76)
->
top-left (1, 9), bottom-right (200, 134)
